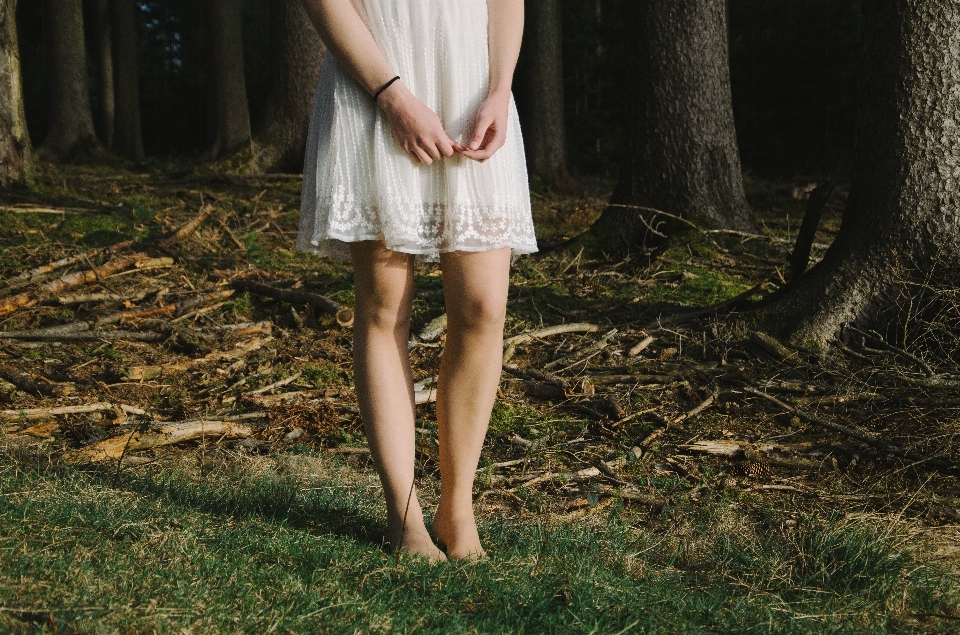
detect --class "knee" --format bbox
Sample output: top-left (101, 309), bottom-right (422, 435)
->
top-left (448, 293), bottom-right (506, 333)
top-left (357, 294), bottom-right (411, 334)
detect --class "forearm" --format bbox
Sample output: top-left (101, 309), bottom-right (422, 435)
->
top-left (486, 0), bottom-right (524, 98)
top-left (299, 0), bottom-right (397, 97)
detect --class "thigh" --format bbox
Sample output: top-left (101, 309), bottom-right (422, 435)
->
top-left (439, 248), bottom-right (512, 324)
top-left (350, 241), bottom-right (416, 322)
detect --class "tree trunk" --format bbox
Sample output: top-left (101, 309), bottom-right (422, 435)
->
top-left (0, 0), bottom-right (31, 186)
top-left (594, 0), bottom-right (752, 257)
top-left (90, 0), bottom-right (114, 148)
top-left (204, 0), bottom-right (251, 159)
top-left (39, 0), bottom-right (98, 158)
top-left (109, 0), bottom-right (144, 161)
top-left (756, 0), bottom-right (960, 350)
top-left (517, 0), bottom-right (569, 187)
top-left (249, 0), bottom-right (324, 174)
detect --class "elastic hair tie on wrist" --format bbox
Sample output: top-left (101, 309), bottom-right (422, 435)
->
top-left (374, 76), bottom-right (401, 102)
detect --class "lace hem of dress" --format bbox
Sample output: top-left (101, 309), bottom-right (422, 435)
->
top-left (296, 200), bottom-right (539, 262)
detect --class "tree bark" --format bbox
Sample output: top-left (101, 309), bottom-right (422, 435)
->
top-left (594, 0), bottom-right (752, 257)
top-left (108, 0), bottom-right (144, 161)
top-left (517, 0), bottom-right (569, 187)
top-left (39, 0), bottom-right (98, 158)
top-left (0, 0), bottom-right (31, 186)
top-left (204, 0), bottom-right (251, 159)
top-left (756, 0), bottom-right (960, 350)
top-left (249, 0), bottom-right (324, 173)
top-left (90, 0), bottom-right (114, 148)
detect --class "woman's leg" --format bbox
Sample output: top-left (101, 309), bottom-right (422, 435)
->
top-left (350, 240), bottom-right (445, 562)
top-left (432, 248), bottom-right (512, 559)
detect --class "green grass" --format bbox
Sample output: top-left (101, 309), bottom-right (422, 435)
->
top-left (0, 453), bottom-right (954, 634)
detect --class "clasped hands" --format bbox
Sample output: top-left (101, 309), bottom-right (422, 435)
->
top-left (377, 80), bottom-right (509, 165)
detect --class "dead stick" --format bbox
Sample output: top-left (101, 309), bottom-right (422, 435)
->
top-left (41, 252), bottom-right (151, 295)
top-left (672, 388), bottom-right (719, 424)
top-left (242, 372), bottom-right (302, 396)
top-left (0, 365), bottom-right (58, 396)
top-left (230, 279), bottom-right (354, 326)
top-left (2, 240), bottom-right (135, 292)
top-left (157, 204), bottom-right (214, 249)
top-left (544, 328), bottom-right (618, 371)
top-left (0, 329), bottom-right (167, 342)
top-left (65, 420), bottom-right (252, 464)
top-left (1, 402), bottom-right (120, 422)
top-left (0, 292), bottom-right (34, 317)
top-left (743, 386), bottom-right (956, 472)
top-left (218, 218), bottom-right (246, 250)
top-left (175, 288), bottom-right (235, 317)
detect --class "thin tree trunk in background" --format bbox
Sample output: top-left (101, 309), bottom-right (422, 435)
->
top-left (204, 0), bottom-right (251, 159)
top-left (90, 0), bottom-right (114, 148)
top-left (39, 0), bottom-right (97, 158)
top-left (0, 0), bottom-right (31, 186)
top-left (756, 0), bottom-right (960, 349)
top-left (517, 0), bottom-right (569, 188)
top-left (595, 0), bottom-right (752, 256)
top-left (250, 0), bottom-right (324, 173)
top-left (109, 0), bottom-right (144, 161)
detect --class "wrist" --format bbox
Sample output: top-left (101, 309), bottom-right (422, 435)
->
top-left (486, 83), bottom-right (512, 101)
top-left (376, 79), bottom-right (409, 113)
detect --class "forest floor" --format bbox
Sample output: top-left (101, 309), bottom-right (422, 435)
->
top-left (0, 161), bottom-right (958, 634)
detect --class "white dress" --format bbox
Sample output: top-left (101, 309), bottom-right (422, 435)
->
top-left (296, 0), bottom-right (539, 262)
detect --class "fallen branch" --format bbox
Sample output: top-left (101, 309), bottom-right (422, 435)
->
top-left (627, 335), bottom-right (655, 357)
top-left (0, 292), bottom-right (35, 317)
top-left (175, 288), bottom-right (235, 317)
top-left (230, 279), bottom-right (354, 327)
top-left (123, 337), bottom-right (270, 379)
top-left (743, 386), bottom-right (956, 473)
top-left (0, 365), bottom-right (67, 397)
top-left (41, 252), bottom-right (152, 295)
top-left (543, 328), bottom-right (618, 371)
top-left (243, 372), bottom-right (302, 396)
top-left (844, 325), bottom-right (935, 377)
top-left (745, 331), bottom-right (802, 364)
top-left (503, 323), bottom-right (600, 364)
top-left (2, 240), bottom-right (135, 294)
top-left (503, 322), bottom-right (600, 348)
top-left (672, 388), bottom-right (719, 425)
top-left (157, 204), bottom-right (214, 249)
top-left (1, 402), bottom-right (122, 423)
top-left (65, 419), bottom-right (252, 464)
top-left (0, 329), bottom-right (166, 342)
top-left (57, 290), bottom-right (150, 305)
top-left (508, 466), bottom-right (601, 492)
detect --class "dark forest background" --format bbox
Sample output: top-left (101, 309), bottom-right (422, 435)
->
top-left (15, 0), bottom-right (861, 179)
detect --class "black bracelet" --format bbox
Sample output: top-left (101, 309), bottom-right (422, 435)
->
top-left (374, 75), bottom-right (401, 102)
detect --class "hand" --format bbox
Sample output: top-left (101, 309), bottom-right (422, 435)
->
top-left (457, 90), bottom-right (511, 163)
top-left (377, 81), bottom-right (458, 165)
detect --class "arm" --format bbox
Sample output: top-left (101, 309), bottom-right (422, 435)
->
top-left (299, 0), bottom-right (457, 164)
top-left (460, 0), bottom-right (525, 162)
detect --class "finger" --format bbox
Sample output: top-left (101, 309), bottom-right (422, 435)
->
top-left (461, 148), bottom-right (495, 161)
top-left (468, 115), bottom-right (494, 151)
top-left (438, 136), bottom-right (456, 158)
top-left (413, 147), bottom-right (433, 165)
top-left (422, 140), bottom-right (443, 162)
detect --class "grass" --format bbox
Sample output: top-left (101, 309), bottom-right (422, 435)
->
top-left (0, 452), bottom-right (955, 634)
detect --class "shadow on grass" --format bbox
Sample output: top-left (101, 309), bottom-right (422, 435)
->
top-left (79, 458), bottom-right (389, 550)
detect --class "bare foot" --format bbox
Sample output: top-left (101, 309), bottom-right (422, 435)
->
top-left (432, 508), bottom-right (487, 560)
top-left (391, 528), bottom-right (447, 564)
